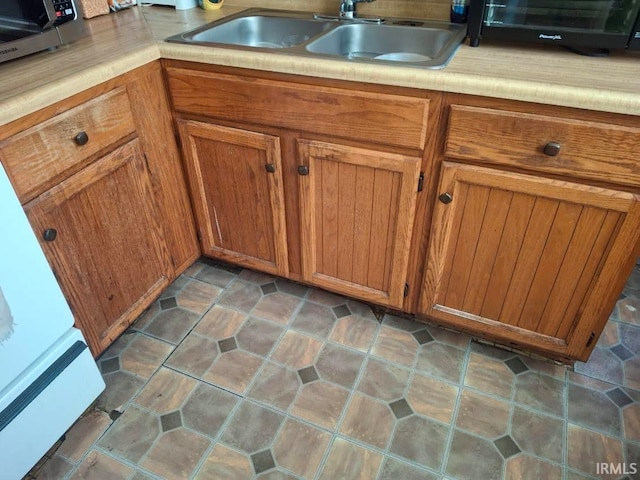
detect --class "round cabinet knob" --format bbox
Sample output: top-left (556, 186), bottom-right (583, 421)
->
top-left (74, 131), bottom-right (89, 146)
top-left (543, 141), bottom-right (561, 157)
top-left (265, 163), bottom-right (276, 173)
top-left (42, 228), bottom-right (57, 242)
top-left (439, 193), bottom-right (453, 204)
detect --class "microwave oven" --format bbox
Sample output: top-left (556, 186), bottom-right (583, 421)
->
top-left (468, 0), bottom-right (640, 51)
top-left (0, 0), bottom-right (84, 64)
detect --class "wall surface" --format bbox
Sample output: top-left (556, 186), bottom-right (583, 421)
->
top-left (223, 0), bottom-right (451, 19)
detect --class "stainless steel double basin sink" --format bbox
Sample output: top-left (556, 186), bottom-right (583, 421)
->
top-left (166, 9), bottom-right (467, 69)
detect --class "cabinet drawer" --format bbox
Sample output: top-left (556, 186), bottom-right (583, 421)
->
top-left (0, 88), bottom-right (136, 203)
top-left (445, 104), bottom-right (640, 187)
top-left (166, 67), bottom-right (430, 151)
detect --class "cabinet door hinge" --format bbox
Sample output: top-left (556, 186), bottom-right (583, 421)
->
top-left (404, 283), bottom-right (410, 297)
top-left (196, 231), bottom-right (202, 243)
top-left (417, 172), bottom-right (425, 192)
top-left (586, 332), bottom-right (596, 347)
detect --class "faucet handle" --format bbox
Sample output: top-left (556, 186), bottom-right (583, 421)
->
top-left (340, 0), bottom-right (355, 19)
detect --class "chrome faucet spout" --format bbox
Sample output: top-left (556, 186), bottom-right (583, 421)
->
top-left (339, 0), bottom-right (376, 19)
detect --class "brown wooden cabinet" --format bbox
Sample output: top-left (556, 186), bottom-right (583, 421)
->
top-left (165, 62), bottom-right (437, 309)
top-left (297, 140), bottom-right (421, 308)
top-left (0, 62), bottom-right (198, 356)
top-left (25, 140), bottom-right (172, 354)
top-left (419, 95), bottom-right (640, 362)
top-left (177, 120), bottom-right (289, 276)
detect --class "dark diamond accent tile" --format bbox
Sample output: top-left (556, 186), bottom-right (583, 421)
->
top-left (160, 411), bottom-right (182, 432)
top-left (505, 357), bottom-right (529, 375)
top-left (219, 337), bottom-right (238, 353)
top-left (261, 283), bottom-right (278, 295)
top-left (333, 304), bottom-right (351, 318)
top-left (389, 398), bottom-right (414, 419)
top-left (412, 329), bottom-right (434, 345)
top-left (611, 344), bottom-right (634, 361)
top-left (494, 435), bottom-right (521, 459)
top-left (298, 366), bottom-right (319, 384)
top-left (159, 297), bottom-right (178, 310)
top-left (251, 449), bottom-right (276, 474)
top-left (607, 387), bottom-right (634, 407)
top-left (101, 357), bottom-right (120, 374)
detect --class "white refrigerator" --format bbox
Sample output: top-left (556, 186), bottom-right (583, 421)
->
top-left (0, 163), bottom-right (105, 479)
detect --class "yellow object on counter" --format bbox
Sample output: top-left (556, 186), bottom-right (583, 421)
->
top-left (199, 0), bottom-right (224, 9)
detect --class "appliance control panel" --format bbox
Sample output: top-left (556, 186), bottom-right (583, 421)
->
top-left (52, 0), bottom-right (76, 25)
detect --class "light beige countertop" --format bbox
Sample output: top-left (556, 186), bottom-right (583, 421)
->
top-left (0, 4), bottom-right (639, 127)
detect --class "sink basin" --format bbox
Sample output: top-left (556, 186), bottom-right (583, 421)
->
top-left (165, 9), bottom-right (466, 69)
top-left (305, 23), bottom-right (465, 67)
top-left (176, 15), bottom-right (333, 49)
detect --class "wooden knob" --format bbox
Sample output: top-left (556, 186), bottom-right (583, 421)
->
top-left (543, 141), bottom-right (561, 157)
top-left (74, 131), bottom-right (89, 146)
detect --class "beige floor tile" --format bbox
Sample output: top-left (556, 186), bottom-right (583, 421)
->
top-left (357, 358), bottom-right (411, 402)
top-left (407, 374), bottom-right (458, 424)
top-left (204, 350), bottom-right (263, 394)
top-left (33, 455), bottom-right (74, 480)
top-left (318, 438), bottom-right (383, 480)
top-left (141, 428), bottom-right (210, 479)
top-left (69, 451), bottom-right (133, 480)
top-left (371, 326), bottom-right (418, 367)
top-left (505, 455), bottom-right (562, 480)
top-left (56, 411), bottom-right (112, 462)
top-left (464, 353), bottom-right (514, 399)
top-left (330, 315), bottom-right (379, 352)
top-left (195, 444), bottom-right (253, 480)
top-left (623, 403), bottom-right (640, 442)
top-left (247, 362), bottom-right (301, 411)
top-left (272, 418), bottom-right (331, 479)
top-left (119, 335), bottom-right (172, 379)
top-left (195, 305), bottom-right (246, 339)
top-left (134, 367), bottom-right (197, 413)
top-left (455, 389), bottom-right (510, 439)
top-left (339, 393), bottom-right (395, 449)
top-left (176, 279), bottom-right (222, 313)
top-left (271, 331), bottom-right (323, 368)
top-left (164, 333), bottom-right (219, 377)
top-left (252, 293), bottom-right (301, 324)
top-left (567, 424), bottom-right (624, 479)
top-left (290, 381), bottom-right (349, 429)
top-left (98, 406), bottom-right (160, 463)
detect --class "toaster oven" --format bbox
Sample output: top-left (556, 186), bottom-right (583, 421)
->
top-left (468, 0), bottom-right (640, 51)
top-left (0, 0), bottom-right (84, 64)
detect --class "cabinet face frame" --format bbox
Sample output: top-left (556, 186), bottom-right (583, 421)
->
top-left (177, 120), bottom-right (289, 277)
top-left (297, 139), bottom-right (421, 308)
top-left (420, 161), bottom-right (640, 361)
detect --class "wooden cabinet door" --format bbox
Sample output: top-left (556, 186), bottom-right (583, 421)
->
top-left (420, 162), bottom-right (640, 361)
top-left (25, 140), bottom-right (172, 356)
top-left (178, 120), bottom-right (289, 276)
top-left (298, 140), bottom-right (421, 308)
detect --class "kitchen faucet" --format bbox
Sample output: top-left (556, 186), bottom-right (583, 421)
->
top-left (339, 0), bottom-right (376, 19)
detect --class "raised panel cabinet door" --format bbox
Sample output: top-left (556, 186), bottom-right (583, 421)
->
top-left (24, 140), bottom-right (172, 356)
top-left (177, 120), bottom-right (289, 276)
top-left (420, 162), bottom-right (640, 361)
top-left (298, 139), bottom-right (421, 308)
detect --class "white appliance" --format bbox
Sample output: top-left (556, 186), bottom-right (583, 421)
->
top-left (146, 0), bottom-right (198, 9)
top-left (0, 163), bottom-right (105, 480)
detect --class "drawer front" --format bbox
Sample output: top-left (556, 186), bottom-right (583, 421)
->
top-left (1, 88), bottom-right (137, 203)
top-left (166, 67), bottom-right (430, 151)
top-left (445, 104), bottom-right (640, 187)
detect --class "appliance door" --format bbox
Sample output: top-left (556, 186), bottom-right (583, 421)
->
top-left (0, 163), bottom-right (104, 479)
top-left (478, 0), bottom-right (640, 48)
top-left (0, 0), bottom-right (78, 42)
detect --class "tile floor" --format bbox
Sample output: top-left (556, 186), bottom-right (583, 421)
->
top-left (26, 259), bottom-right (640, 480)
